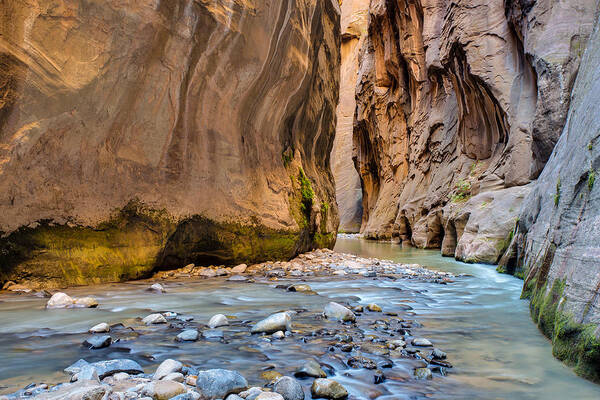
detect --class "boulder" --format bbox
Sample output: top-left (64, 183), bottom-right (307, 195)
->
top-left (274, 376), bottom-right (304, 400)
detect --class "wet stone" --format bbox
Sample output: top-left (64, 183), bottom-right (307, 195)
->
top-left (176, 329), bottom-right (199, 342)
top-left (412, 338), bottom-right (433, 347)
top-left (89, 323), bottom-right (110, 333)
top-left (208, 314), bottom-right (229, 328)
top-left (273, 376), bottom-right (304, 400)
top-left (251, 312), bottom-right (292, 334)
top-left (196, 369), bottom-right (248, 400)
top-left (142, 313), bottom-right (167, 325)
top-left (310, 378), bottom-right (348, 400)
top-left (83, 335), bottom-right (112, 349)
top-left (294, 360), bottom-right (326, 378)
top-left (414, 368), bottom-right (433, 380)
top-left (323, 302), bottom-right (355, 322)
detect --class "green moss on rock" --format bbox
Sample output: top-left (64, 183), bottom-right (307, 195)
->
top-left (525, 278), bottom-right (600, 382)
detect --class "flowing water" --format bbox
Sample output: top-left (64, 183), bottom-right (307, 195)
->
top-left (0, 236), bottom-right (599, 399)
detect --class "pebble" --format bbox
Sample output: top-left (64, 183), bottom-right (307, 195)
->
top-left (195, 369), bottom-right (248, 400)
top-left (414, 368), bottom-right (433, 380)
top-left (310, 378), bottom-right (348, 399)
top-left (89, 322), bottom-right (110, 333)
top-left (141, 380), bottom-right (186, 400)
top-left (202, 329), bottom-right (224, 340)
top-left (251, 312), bottom-right (292, 334)
top-left (74, 297), bottom-right (99, 308)
top-left (412, 338), bottom-right (433, 347)
top-left (162, 372), bottom-right (184, 382)
top-left (208, 314), bottom-right (229, 328)
top-left (142, 313), bottom-right (167, 325)
top-left (287, 284), bottom-right (312, 292)
top-left (46, 292), bottom-right (74, 309)
top-left (294, 359), bottom-right (326, 378)
top-left (272, 331), bottom-right (285, 340)
top-left (231, 264), bottom-right (247, 273)
top-left (367, 303), bottom-right (382, 312)
top-left (148, 283), bottom-right (166, 293)
top-left (273, 376), bottom-right (304, 400)
top-left (153, 359), bottom-right (183, 380)
top-left (323, 302), bottom-right (356, 322)
top-left (176, 329), bottom-right (199, 342)
top-left (83, 335), bottom-right (112, 349)
top-left (431, 348), bottom-right (447, 359)
top-left (256, 393), bottom-right (284, 400)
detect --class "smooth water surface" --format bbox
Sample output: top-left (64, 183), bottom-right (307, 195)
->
top-left (0, 236), bottom-right (599, 399)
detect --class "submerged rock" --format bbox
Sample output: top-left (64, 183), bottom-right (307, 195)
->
top-left (323, 302), bottom-right (356, 322)
top-left (195, 369), bottom-right (248, 399)
top-left (70, 359), bottom-right (143, 380)
top-left (310, 378), bottom-right (348, 399)
top-left (148, 283), bottom-right (166, 293)
top-left (251, 312), bottom-right (292, 334)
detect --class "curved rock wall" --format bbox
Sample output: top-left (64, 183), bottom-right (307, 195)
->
top-left (351, 0), bottom-right (597, 263)
top-left (503, 17), bottom-right (600, 382)
top-left (0, 0), bottom-right (341, 288)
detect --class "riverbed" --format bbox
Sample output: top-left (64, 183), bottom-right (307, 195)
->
top-left (0, 236), bottom-right (599, 399)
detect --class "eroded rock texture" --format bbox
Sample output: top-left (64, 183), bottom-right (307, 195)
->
top-left (331, 0), bottom-right (369, 233)
top-left (502, 19), bottom-right (600, 381)
top-left (351, 0), bottom-right (597, 261)
top-left (0, 0), bottom-right (341, 288)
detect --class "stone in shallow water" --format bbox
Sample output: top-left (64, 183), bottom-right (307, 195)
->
top-left (142, 313), bottom-right (167, 325)
top-left (46, 292), bottom-right (74, 308)
top-left (412, 338), bottom-right (433, 347)
top-left (251, 312), bottom-right (292, 334)
top-left (274, 376), bottom-right (304, 400)
top-left (367, 303), bottom-right (382, 312)
top-left (89, 322), bottom-right (110, 333)
top-left (208, 314), bottom-right (229, 328)
top-left (287, 284), bottom-right (312, 292)
top-left (83, 335), bottom-right (112, 349)
top-left (310, 378), bottom-right (348, 399)
top-left (176, 329), bottom-right (199, 342)
top-left (294, 360), bottom-right (326, 378)
top-left (88, 359), bottom-right (143, 379)
top-left (431, 348), bottom-right (447, 359)
top-left (148, 283), bottom-right (166, 293)
top-left (227, 275), bottom-right (248, 282)
top-left (195, 369), bottom-right (248, 399)
top-left (414, 368), bottom-right (432, 380)
top-left (202, 329), bottom-right (224, 340)
top-left (272, 331), bottom-right (285, 340)
top-left (163, 372), bottom-right (184, 382)
top-left (74, 297), bottom-right (99, 308)
top-left (323, 302), bottom-right (356, 322)
top-left (154, 359), bottom-right (183, 380)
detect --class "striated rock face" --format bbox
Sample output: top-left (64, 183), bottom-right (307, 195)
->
top-left (0, 0), bottom-right (341, 288)
top-left (351, 0), bottom-right (597, 261)
top-left (331, 0), bottom-right (369, 233)
top-left (503, 19), bottom-right (600, 382)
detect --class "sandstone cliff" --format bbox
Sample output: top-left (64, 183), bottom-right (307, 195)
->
top-left (331, 0), bottom-right (369, 233)
top-left (0, 0), bottom-right (341, 288)
top-left (501, 17), bottom-right (600, 382)
top-left (349, 0), bottom-right (597, 264)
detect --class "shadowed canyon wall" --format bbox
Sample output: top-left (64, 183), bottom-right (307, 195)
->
top-left (0, 0), bottom-right (341, 288)
top-left (348, 0), bottom-right (597, 265)
top-left (501, 18), bottom-right (600, 382)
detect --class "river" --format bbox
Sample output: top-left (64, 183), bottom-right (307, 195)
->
top-left (0, 236), bottom-right (599, 399)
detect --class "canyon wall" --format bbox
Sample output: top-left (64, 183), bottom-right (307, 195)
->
top-left (331, 0), bottom-right (369, 233)
top-left (0, 0), bottom-right (341, 288)
top-left (349, 0), bottom-right (597, 264)
top-left (501, 18), bottom-right (600, 382)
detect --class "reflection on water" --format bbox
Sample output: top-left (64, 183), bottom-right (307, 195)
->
top-left (0, 237), bottom-right (598, 399)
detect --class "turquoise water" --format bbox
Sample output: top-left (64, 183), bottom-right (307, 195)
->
top-left (334, 237), bottom-right (600, 399)
top-left (0, 237), bottom-right (599, 399)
